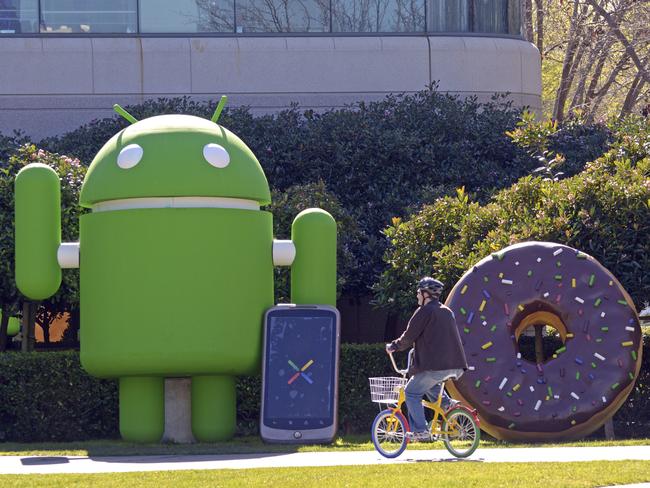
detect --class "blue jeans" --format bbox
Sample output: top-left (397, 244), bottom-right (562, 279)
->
top-left (405, 369), bottom-right (464, 432)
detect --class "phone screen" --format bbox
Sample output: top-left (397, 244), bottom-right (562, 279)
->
top-left (262, 308), bottom-right (337, 430)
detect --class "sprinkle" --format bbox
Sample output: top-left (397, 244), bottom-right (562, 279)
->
top-left (602, 396), bottom-right (607, 403)
top-left (554, 275), bottom-right (562, 281)
top-left (515, 261), bottom-right (520, 266)
top-left (508, 423), bottom-right (515, 429)
top-left (625, 326), bottom-right (635, 332)
top-left (577, 252), bottom-right (587, 259)
top-left (571, 278), bottom-right (576, 288)
top-left (460, 307), bottom-right (467, 315)
top-left (596, 338), bottom-right (603, 343)
top-left (528, 270), bottom-right (533, 277)
top-left (475, 380), bottom-right (481, 388)
top-left (556, 346), bottom-right (566, 354)
top-left (484, 376), bottom-right (492, 382)
top-left (499, 377), bottom-right (508, 390)
top-left (611, 383), bottom-right (620, 390)
top-left (537, 257), bottom-right (542, 263)
top-left (601, 312), bottom-right (606, 318)
top-left (576, 372), bottom-right (581, 380)
top-left (498, 406), bottom-right (505, 412)
top-left (571, 420), bottom-right (576, 425)
top-left (631, 351), bottom-right (637, 360)
top-left (537, 378), bottom-right (545, 384)
top-left (574, 297), bottom-right (584, 304)
top-left (513, 411), bottom-right (521, 417)
top-left (570, 392), bottom-right (580, 400)
top-left (537, 363), bottom-right (544, 373)
top-left (617, 359), bottom-right (623, 368)
top-left (601, 327), bottom-right (609, 332)
top-left (628, 372), bottom-right (634, 380)
top-left (617, 300), bottom-right (628, 306)
top-left (547, 386), bottom-right (553, 397)
top-left (554, 395), bottom-right (560, 400)
top-left (591, 362), bottom-right (597, 369)
top-left (499, 272), bottom-right (504, 278)
top-left (594, 298), bottom-right (602, 307)
top-left (482, 341), bottom-right (493, 350)
top-left (486, 357), bottom-right (496, 363)
top-left (502, 279), bottom-right (513, 285)
top-left (463, 327), bottom-right (470, 334)
top-left (482, 321), bottom-right (488, 326)
top-left (482, 400), bottom-right (491, 406)
top-left (461, 285), bottom-right (468, 294)
top-left (556, 261), bottom-right (562, 267)
top-left (490, 325), bottom-right (497, 332)
top-left (578, 309), bottom-right (583, 316)
top-left (555, 294), bottom-right (562, 303)
top-left (513, 384), bottom-right (521, 392)
top-left (553, 249), bottom-right (563, 256)
top-left (575, 357), bottom-right (584, 365)
top-left (479, 300), bottom-right (487, 312)
top-left (567, 333), bottom-right (574, 338)
top-left (622, 341), bottom-right (633, 347)
top-left (467, 312), bottom-right (475, 323)
top-left (517, 353), bottom-right (522, 359)
top-left (518, 304), bottom-right (524, 311)
top-left (504, 303), bottom-right (510, 315)
top-left (543, 292), bottom-right (550, 298)
top-left (468, 366), bottom-right (476, 371)
top-left (572, 406), bottom-right (577, 413)
top-left (534, 400), bottom-right (542, 411)
top-left (506, 392), bottom-right (513, 397)
top-left (482, 289), bottom-right (491, 299)
top-left (529, 386), bottom-right (535, 392)
top-left (609, 280), bottom-right (613, 286)
top-left (594, 353), bottom-right (606, 361)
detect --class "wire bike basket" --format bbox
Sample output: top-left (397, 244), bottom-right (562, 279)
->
top-left (368, 376), bottom-right (407, 404)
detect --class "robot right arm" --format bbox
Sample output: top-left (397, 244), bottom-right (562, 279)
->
top-left (15, 163), bottom-right (77, 301)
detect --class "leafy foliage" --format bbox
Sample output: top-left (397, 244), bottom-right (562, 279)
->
top-left (377, 117), bottom-right (650, 317)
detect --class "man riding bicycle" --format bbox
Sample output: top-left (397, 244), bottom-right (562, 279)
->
top-left (386, 277), bottom-right (468, 442)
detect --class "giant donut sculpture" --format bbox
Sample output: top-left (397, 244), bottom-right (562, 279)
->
top-left (445, 242), bottom-right (643, 441)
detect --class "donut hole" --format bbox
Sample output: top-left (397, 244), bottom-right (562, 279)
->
top-left (513, 308), bottom-right (568, 365)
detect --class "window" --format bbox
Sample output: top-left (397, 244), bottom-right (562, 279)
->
top-left (0, 0), bottom-right (37, 33)
top-left (236, 0), bottom-right (329, 33)
top-left (40, 0), bottom-right (137, 33)
top-left (139, 0), bottom-right (234, 33)
top-left (332, 0), bottom-right (424, 33)
top-left (472, 0), bottom-right (507, 34)
top-left (427, 0), bottom-right (468, 33)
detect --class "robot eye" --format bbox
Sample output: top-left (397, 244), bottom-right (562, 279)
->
top-left (117, 144), bottom-right (144, 169)
top-left (203, 143), bottom-right (230, 168)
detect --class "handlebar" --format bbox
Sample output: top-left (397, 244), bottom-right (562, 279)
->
top-left (387, 350), bottom-right (409, 378)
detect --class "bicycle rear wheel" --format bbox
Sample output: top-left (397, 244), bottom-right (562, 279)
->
top-left (371, 409), bottom-right (409, 458)
top-left (442, 408), bottom-right (480, 458)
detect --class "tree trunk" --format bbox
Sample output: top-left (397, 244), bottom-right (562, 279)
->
top-left (534, 324), bottom-right (544, 364)
top-left (21, 301), bottom-right (37, 352)
top-left (553, 0), bottom-right (583, 122)
top-left (523, 0), bottom-right (534, 42)
top-left (0, 304), bottom-right (9, 352)
top-left (534, 0), bottom-right (544, 55)
top-left (620, 71), bottom-right (645, 117)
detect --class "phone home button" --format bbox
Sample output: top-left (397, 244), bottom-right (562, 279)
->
top-left (293, 431), bottom-right (302, 439)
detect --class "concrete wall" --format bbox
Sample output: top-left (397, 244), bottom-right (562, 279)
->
top-left (0, 36), bottom-right (541, 140)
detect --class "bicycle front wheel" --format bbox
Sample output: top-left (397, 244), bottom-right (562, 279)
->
top-left (442, 408), bottom-right (480, 458)
top-left (371, 409), bottom-right (409, 458)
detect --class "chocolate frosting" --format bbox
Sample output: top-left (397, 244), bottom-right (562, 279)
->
top-left (446, 242), bottom-right (642, 434)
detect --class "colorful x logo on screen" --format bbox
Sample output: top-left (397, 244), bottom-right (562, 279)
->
top-left (287, 359), bottom-right (314, 385)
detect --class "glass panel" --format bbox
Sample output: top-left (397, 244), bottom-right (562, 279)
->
top-left (0, 0), bottom-right (38, 33)
top-left (332, 0), bottom-right (424, 33)
top-left (507, 0), bottom-right (521, 35)
top-left (427, 0), bottom-right (468, 32)
top-left (140, 0), bottom-right (234, 33)
top-left (472, 0), bottom-right (508, 33)
top-left (236, 0), bottom-right (329, 33)
top-left (40, 0), bottom-right (137, 33)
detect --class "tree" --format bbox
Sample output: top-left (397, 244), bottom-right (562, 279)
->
top-left (0, 145), bottom-right (86, 350)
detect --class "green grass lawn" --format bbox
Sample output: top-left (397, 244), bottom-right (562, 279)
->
top-left (1, 461), bottom-right (650, 487)
top-left (1, 435), bottom-right (648, 457)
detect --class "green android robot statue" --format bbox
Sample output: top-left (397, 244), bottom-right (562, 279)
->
top-left (15, 100), bottom-right (337, 443)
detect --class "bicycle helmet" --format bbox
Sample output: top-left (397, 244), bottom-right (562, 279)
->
top-left (417, 277), bottom-right (444, 296)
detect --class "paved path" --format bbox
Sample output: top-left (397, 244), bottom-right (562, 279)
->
top-left (1, 446), bottom-right (650, 475)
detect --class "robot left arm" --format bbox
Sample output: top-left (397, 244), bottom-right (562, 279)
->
top-left (15, 163), bottom-right (78, 301)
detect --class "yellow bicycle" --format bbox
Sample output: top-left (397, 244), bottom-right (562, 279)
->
top-left (369, 351), bottom-right (480, 458)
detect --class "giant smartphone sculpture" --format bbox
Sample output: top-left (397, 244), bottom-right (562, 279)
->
top-left (261, 305), bottom-right (340, 443)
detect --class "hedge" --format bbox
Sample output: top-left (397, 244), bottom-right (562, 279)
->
top-left (1, 338), bottom-right (648, 442)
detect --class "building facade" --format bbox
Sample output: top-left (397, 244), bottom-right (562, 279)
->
top-left (0, 0), bottom-right (541, 139)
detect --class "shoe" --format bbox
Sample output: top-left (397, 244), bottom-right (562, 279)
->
top-left (406, 431), bottom-right (432, 443)
top-left (445, 399), bottom-right (461, 411)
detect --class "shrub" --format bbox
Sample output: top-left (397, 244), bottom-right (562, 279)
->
top-left (376, 118), bottom-right (650, 317)
top-left (1, 339), bottom-right (648, 441)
